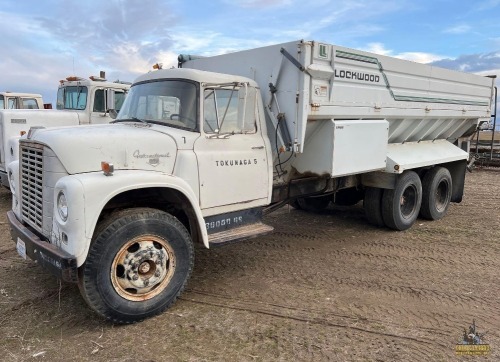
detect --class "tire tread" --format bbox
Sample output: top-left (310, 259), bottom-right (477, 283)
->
top-left (81, 207), bottom-right (194, 324)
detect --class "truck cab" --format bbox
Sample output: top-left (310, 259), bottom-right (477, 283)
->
top-left (0, 92), bottom-right (44, 109)
top-left (56, 73), bottom-right (130, 124)
top-left (8, 68), bottom-right (272, 323)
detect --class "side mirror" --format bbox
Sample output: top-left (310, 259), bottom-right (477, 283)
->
top-left (105, 89), bottom-right (115, 114)
top-left (109, 109), bottom-right (118, 119)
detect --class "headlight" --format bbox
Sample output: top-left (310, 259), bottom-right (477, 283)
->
top-left (57, 191), bottom-right (68, 221)
top-left (8, 170), bottom-right (15, 193)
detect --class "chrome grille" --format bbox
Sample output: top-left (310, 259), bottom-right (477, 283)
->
top-left (20, 144), bottom-right (44, 232)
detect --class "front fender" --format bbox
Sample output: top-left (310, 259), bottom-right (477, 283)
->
top-left (54, 170), bottom-right (208, 267)
top-left (7, 160), bottom-right (20, 216)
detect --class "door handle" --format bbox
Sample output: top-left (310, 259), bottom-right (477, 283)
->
top-left (252, 146), bottom-right (264, 149)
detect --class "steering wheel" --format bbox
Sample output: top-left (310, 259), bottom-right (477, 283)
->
top-left (170, 114), bottom-right (195, 128)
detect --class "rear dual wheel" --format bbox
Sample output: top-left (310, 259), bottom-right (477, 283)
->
top-left (364, 174), bottom-right (422, 230)
top-left (291, 195), bottom-right (331, 211)
top-left (382, 171), bottom-right (422, 231)
top-left (333, 188), bottom-right (364, 206)
top-left (364, 187), bottom-right (385, 227)
top-left (365, 168), bottom-right (452, 230)
top-left (420, 167), bottom-right (452, 220)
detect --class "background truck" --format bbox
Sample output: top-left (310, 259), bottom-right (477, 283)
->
top-left (0, 73), bottom-right (130, 187)
top-left (0, 92), bottom-right (44, 109)
top-left (7, 40), bottom-right (494, 323)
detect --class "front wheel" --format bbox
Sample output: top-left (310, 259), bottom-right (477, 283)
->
top-left (79, 208), bottom-right (194, 324)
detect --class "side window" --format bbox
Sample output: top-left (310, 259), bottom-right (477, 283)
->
top-left (114, 91), bottom-right (126, 112)
top-left (203, 85), bottom-right (257, 134)
top-left (93, 89), bottom-right (105, 112)
top-left (0, 95), bottom-right (4, 109)
top-left (21, 98), bottom-right (39, 109)
top-left (7, 98), bottom-right (17, 109)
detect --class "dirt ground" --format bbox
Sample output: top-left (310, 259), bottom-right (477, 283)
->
top-left (1, 169), bottom-right (500, 361)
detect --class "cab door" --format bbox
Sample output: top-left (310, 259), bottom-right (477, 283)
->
top-left (90, 88), bottom-right (127, 124)
top-left (194, 84), bottom-right (270, 210)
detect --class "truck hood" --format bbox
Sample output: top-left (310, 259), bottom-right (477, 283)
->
top-left (27, 124), bottom-right (178, 174)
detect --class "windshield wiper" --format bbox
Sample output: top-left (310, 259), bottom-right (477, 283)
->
top-left (111, 117), bottom-right (150, 125)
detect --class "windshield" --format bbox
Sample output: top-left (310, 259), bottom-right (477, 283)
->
top-left (56, 86), bottom-right (88, 110)
top-left (117, 80), bottom-right (198, 131)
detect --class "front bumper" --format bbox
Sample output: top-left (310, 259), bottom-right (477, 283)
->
top-left (7, 211), bottom-right (78, 282)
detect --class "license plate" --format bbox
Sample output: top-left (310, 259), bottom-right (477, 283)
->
top-left (16, 238), bottom-right (26, 260)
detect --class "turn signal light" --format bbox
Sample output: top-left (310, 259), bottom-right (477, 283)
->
top-left (101, 161), bottom-right (114, 176)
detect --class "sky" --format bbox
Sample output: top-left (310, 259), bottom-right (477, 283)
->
top-left (1, 0), bottom-right (499, 112)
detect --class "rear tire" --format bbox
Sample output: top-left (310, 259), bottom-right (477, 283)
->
top-left (382, 171), bottom-right (422, 231)
top-left (364, 187), bottom-right (385, 227)
top-left (289, 199), bottom-right (302, 210)
top-left (79, 208), bottom-right (194, 324)
top-left (420, 167), bottom-right (452, 220)
top-left (296, 195), bottom-right (331, 211)
top-left (333, 188), bottom-right (363, 206)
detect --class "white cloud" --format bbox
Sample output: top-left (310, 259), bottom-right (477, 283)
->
top-left (395, 52), bottom-right (448, 63)
top-left (431, 52), bottom-right (500, 73)
top-left (362, 43), bottom-right (447, 63)
top-left (34, 0), bottom-right (176, 75)
top-left (222, 0), bottom-right (292, 7)
top-left (443, 24), bottom-right (472, 34)
top-left (476, 0), bottom-right (500, 10)
top-left (363, 43), bottom-right (392, 56)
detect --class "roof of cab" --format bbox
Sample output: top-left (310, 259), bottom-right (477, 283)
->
top-left (0, 92), bottom-right (42, 98)
top-left (133, 68), bottom-right (259, 88)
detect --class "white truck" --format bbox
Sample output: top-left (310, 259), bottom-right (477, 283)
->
top-left (7, 40), bottom-right (494, 323)
top-left (0, 92), bottom-right (44, 109)
top-left (0, 73), bottom-right (130, 187)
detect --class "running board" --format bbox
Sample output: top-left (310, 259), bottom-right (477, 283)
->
top-left (208, 222), bottom-right (274, 246)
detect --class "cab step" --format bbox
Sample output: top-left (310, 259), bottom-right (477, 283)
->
top-left (208, 222), bottom-right (274, 246)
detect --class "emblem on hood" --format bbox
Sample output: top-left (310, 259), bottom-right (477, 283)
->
top-left (133, 150), bottom-right (170, 167)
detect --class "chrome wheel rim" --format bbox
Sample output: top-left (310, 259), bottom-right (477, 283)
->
top-left (111, 235), bottom-right (176, 301)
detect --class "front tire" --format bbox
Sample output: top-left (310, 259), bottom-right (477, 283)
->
top-left (79, 208), bottom-right (194, 324)
top-left (420, 167), bottom-right (452, 220)
top-left (382, 171), bottom-right (422, 231)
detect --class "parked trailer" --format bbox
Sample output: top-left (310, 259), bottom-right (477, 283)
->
top-left (7, 40), bottom-right (494, 323)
